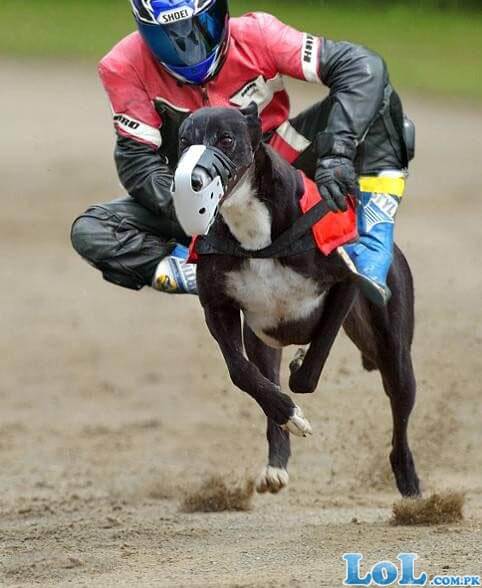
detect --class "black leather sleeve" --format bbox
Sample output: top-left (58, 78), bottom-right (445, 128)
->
top-left (318, 39), bottom-right (388, 149)
top-left (114, 134), bottom-right (175, 217)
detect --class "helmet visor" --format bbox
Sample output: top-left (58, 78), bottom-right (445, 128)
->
top-left (140, 0), bottom-right (228, 68)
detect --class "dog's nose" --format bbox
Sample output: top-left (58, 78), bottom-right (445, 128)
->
top-left (192, 173), bottom-right (203, 192)
top-left (191, 167), bottom-right (210, 192)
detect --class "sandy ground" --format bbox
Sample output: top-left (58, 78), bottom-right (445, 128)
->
top-left (0, 58), bottom-right (481, 587)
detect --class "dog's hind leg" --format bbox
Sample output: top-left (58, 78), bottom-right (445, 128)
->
top-left (243, 323), bottom-right (290, 494)
top-left (344, 246), bottom-right (421, 497)
top-left (381, 347), bottom-right (420, 497)
top-left (289, 281), bottom-right (357, 395)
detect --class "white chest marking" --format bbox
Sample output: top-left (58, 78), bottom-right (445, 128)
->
top-left (220, 173), bottom-right (271, 251)
top-left (226, 259), bottom-right (324, 348)
top-left (220, 173), bottom-right (324, 347)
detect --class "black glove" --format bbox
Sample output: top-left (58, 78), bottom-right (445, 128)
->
top-left (314, 132), bottom-right (358, 213)
top-left (315, 156), bottom-right (357, 212)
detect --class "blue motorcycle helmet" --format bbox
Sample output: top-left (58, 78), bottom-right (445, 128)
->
top-left (129, 0), bottom-right (230, 85)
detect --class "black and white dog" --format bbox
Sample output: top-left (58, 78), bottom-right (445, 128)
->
top-left (173, 104), bottom-right (420, 497)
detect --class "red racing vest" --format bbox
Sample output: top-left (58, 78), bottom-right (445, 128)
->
top-left (299, 174), bottom-right (357, 256)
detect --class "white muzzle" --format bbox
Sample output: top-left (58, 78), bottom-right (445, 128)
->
top-left (171, 145), bottom-right (225, 236)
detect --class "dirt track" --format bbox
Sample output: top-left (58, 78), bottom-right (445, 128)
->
top-left (1, 58), bottom-right (481, 587)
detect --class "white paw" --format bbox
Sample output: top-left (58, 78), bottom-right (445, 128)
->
top-left (256, 466), bottom-right (289, 494)
top-left (282, 406), bottom-right (312, 437)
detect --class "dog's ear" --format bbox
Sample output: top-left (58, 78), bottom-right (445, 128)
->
top-left (240, 101), bottom-right (262, 151)
top-left (240, 101), bottom-right (259, 120)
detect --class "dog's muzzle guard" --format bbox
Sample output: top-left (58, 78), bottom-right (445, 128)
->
top-left (172, 144), bottom-right (250, 236)
top-left (172, 145), bottom-right (225, 236)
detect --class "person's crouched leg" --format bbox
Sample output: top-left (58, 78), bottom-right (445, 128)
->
top-left (71, 204), bottom-right (172, 291)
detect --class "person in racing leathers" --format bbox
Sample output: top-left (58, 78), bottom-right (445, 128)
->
top-left (71, 0), bottom-right (414, 306)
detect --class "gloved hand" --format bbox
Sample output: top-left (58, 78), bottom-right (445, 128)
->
top-left (315, 156), bottom-right (357, 213)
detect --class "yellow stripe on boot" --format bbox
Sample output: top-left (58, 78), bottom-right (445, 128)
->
top-left (359, 176), bottom-right (406, 198)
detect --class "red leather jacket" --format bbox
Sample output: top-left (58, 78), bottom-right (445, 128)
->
top-left (98, 12), bottom-right (398, 216)
top-left (99, 12), bottom-right (325, 162)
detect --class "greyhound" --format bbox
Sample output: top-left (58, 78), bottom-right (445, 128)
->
top-left (173, 104), bottom-right (420, 497)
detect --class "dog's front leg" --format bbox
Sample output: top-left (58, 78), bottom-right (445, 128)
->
top-left (289, 281), bottom-right (358, 394)
top-left (204, 303), bottom-right (312, 436)
top-left (243, 323), bottom-right (291, 494)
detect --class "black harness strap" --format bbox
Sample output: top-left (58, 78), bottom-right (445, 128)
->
top-left (195, 197), bottom-right (332, 259)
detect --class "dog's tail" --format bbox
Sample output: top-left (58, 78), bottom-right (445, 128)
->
top-left (394, 243), bottom-right (415, 348)
top-left (361, 354), bottom-right (378, 372)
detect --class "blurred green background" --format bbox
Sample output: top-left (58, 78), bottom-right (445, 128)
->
top-left (1, 0), bottom-right (481, 100)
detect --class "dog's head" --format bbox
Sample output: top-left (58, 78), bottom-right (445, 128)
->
top-left (172, 103), bottom-right (262, 235)
top-left (179, 102), bottom-right (262, 168)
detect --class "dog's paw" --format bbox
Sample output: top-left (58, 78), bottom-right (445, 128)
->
top-left (282, 406), bottom-right (312, 437)
top-left (256, 466), bottom-right (289, 494)
top-left (289, 347), bottom-right (306, 375)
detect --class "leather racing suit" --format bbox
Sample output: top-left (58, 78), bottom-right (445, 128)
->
top-left (71, 12), bottom-right (410, 299)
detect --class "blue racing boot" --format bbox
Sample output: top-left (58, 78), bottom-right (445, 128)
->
top-left (152, 244), bottom-right (198, 294)
top-left (338, 173), bottom-right (405, 307)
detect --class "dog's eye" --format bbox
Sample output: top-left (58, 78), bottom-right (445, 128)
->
top-left (179, 137), bottom-right (190, 150)
top-left (219, 135), bottom-right (234, 149)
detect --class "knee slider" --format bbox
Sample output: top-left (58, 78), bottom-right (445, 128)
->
top-left (70, 208), bottom-right (117, 265)
top-left (70, 207), bottom-right (149, 291)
